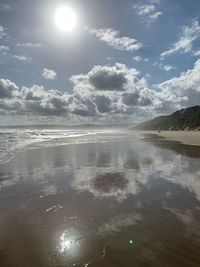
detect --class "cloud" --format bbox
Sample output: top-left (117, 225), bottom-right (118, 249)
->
top-left (16, 42), bottom-right (42, 48)
top-left (122, 89), bottom-right (155, 107)
top-left (0, 25), bottom-right (7, 39)
top-left (0, 45), bottom-right (9, 53)
top-left (89, 69), bottom-right (127, 91)
top-left (122, 92), bottom-right (140, 106)
top-left (0, 99), bottom-right (21, 112)
top-left (42, 68), bottom-right (57, 80)
top-left (132, 3), bottom-right (162, 23)
top-left (22, 85), bottom-right (47, 101)
top-left (133, 56), bottom-right (149, 62)
top-left (162, 64), bottom-right (176, 72)
top-left (70, 64), bottom-right (159, 118)
top-left (21, 85), bottom-right (71, 115)
top-left (0, 64), bottom-right (157, 120)
top-left (1, 60), bottom-right (200, 121)
top-left (0, 79), bottom-right (19, 99)
top-left (153, 61), bottom-right (176, 72)
top-left (157, 59), bottom-right (200, 110)
top-left (161, 20), bottom-right (200, 58)
top-left (194, 49), bottom-right (200, 56)
top-left (0, 80), bottom-right (71, 116)
top-left (133, 56), bottom-right (142, 62)
top-left (1, 3), bottom-right (12, 11)
top-left (159, 59), bottom-right (200, 92)
top-left (72, 97), bottom-right (97, 117)
top-left (86, 27), bottom-right (143, 51)
top-left (133, 4), bottom-right (155, 15)
top-left (70, 64), bottom-right (140, 93)
top-left (94, 95), bottom-right (111, 113)
top-left (14, 55), bottom-right (31, 61)
top-left (151, 0), bottom-right (160, 4)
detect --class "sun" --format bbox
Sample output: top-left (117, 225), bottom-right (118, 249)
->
top-left (54, 6), bottom-right (77, 32)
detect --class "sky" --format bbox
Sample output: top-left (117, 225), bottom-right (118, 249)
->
top-left (0, 0), bottom-right (200, 125)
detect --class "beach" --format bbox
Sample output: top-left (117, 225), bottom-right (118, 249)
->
top-left (136, 130), bottom-right (200, 146)
top-left (0, 128), bottom-right (200, 266)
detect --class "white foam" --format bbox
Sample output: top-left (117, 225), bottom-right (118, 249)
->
top-left (0, 128), bottom-right (125, 164)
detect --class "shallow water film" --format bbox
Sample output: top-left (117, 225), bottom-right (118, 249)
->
top-left (0, 130), bottom-right (200, 266)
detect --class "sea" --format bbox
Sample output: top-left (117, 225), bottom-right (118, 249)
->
top-left (0, 125), bottom-right (125, 164)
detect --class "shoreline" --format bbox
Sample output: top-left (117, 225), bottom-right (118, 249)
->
top-left (135, 130), bottom-right (200, 147)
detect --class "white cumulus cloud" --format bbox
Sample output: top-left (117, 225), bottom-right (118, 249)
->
top-left (16, 42), bottom-right (42, 48)
top-left (132, 3), bottom-right (162, 23)
top-left (0, 45), bottom-right (9, 53)
top-left (42, 68), bottom-right (57, 80)
top-left (0, 60), bottom-right (200, 122)
top-left (85, 27), bottom-right (143, 52)
top-left (0, 25), bottom-right (7, 39)
top-left (14, 55), bottom-right (31, 61)
top-left (161, 20), bottom-right (200, 58)
top-left (158, 59), bottom-right (200, 109)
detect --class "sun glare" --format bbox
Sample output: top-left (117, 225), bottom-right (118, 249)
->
top-left (55, 6), bottom-right (77, 32)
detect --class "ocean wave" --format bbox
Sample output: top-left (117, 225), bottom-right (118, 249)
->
top-left (0, 127), bottom-right (125, 164)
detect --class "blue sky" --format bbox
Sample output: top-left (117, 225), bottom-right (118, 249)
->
top-left (0, 0), bottom-right (200, 124)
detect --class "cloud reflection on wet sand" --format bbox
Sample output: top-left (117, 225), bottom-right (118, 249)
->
top-left (0, 133), bottom-right (200, 266)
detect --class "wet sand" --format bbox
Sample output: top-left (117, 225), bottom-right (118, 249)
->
top-left (0, 132), bottom-right (200, 266)
top-left (136, 130), bottom-right (200, 146)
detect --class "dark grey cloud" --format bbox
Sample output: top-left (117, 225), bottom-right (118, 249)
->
top-left (0, 100), bottom-right (21, 111)
top-left (24, 100), bottom-right (66, 116)
top-left (139, 89), bottom-right (155, 106)
top-left (0, 79), bottom-right (18, 98)
top-left (22, 86), bottom-right (70, 115)
top-left (70, 64), bottom-right (140, 94)
top-left (22, 85), bottom-right (44, 101)
top-left (94, 95), bottom-right (111, 113)
top-left (72, 97), bottom-right (97, 117)
top-left (72, 108), bottom-right (93, 117)
top-left (89, 70), bottom-right (127, 91)
top-left (122, 92), bottom-right (140, 106)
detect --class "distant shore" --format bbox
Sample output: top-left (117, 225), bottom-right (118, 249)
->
top-left (136, 130), bottom-right (200, 147)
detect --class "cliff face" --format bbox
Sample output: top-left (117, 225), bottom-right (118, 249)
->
top-left (133, 106), bottom-right (200, 131)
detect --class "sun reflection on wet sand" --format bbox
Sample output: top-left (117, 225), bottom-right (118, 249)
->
top-left (55, 228), bottom-right (83, 266)
top-left (59, 234), bottom-right (75, 253)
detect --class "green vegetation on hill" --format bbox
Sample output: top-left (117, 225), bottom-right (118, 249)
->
top-left (133, 106), bottom-right (200, 131)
